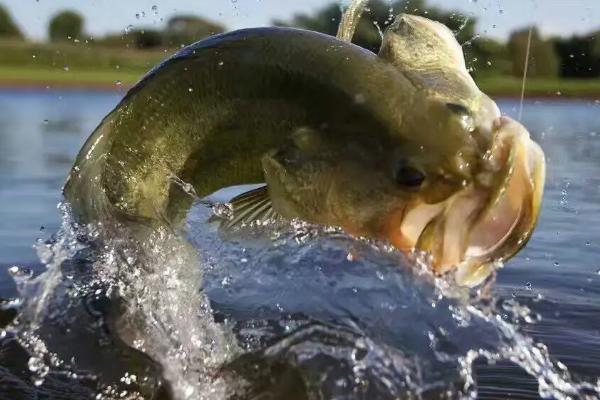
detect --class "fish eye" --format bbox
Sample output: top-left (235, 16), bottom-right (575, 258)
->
top-left (395, 164), bottom-right (426, 187)
top-left (446, 102), bottom-right (471, 116)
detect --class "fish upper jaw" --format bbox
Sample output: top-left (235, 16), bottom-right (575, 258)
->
top-left (386, 116), bottom-right (546, 287)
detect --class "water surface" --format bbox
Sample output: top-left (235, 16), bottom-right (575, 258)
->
top-left (0, 90), bottom-right (599, 399)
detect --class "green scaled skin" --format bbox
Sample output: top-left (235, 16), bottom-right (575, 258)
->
top-left (64, 27), bottom-right (423, 225)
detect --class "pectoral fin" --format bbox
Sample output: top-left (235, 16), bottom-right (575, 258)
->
top-left (217, 185), bottom-right (280, 230)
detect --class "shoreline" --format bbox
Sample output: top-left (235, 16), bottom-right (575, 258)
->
top-left (1, 79), bottom-right (600, 101)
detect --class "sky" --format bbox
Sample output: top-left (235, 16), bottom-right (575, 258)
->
top-left (1, 0), bottom-right (600, 42)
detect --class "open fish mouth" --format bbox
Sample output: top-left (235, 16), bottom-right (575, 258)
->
top-left (394, 116), bottom-right (546, 287)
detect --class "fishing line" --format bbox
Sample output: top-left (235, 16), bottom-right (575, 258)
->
top-left (518, 26), bottom-right (533, 121)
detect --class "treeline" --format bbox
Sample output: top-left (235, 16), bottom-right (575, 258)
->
top-left (0, 5), bottom-right (225, 49)
top-left (274, 0), bottom-right (600, 79)
top-left (2, 1), bottom-right (600, 79)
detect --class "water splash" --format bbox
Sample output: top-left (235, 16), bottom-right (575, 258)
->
top-left (10, 204), bottom-right (240, 399)
top-left (189, 197), bottom-right (600, 399)
top-left (336, 0), bottom-right (369, 42)
top-left (2, 193), bottom-right (599, 399)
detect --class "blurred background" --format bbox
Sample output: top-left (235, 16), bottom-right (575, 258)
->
top-left (1, 0), bottom-right (600, 94)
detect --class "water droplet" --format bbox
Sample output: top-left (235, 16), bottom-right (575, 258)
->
top-left (8, 266), bottom-right (33, 280)
top-left (525, 282), bottom-right (532, 290)
top-left (212, 203), bottom-right (233, 220)
top-left (28, 356), bottom-right (49, 381)
top-left (553, 261), bottom-right (560, 267)
top-left (596, 268), bottom-right (600, 275)
top-left (115, 80), bottom-right (122, 86)
top-left (585, 241), bottom-right (591, 246)
top-left (63, 65), bottom-right (69, 71)
top-left (135, 13), bottom-right (140, 19)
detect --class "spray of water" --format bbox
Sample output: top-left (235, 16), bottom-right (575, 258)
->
top-left (336, 0), bottom-right (370, 42)
top-left (3, 191), bottom-right (599, 399)
top-left (11, 205), bottom-right (242, 399)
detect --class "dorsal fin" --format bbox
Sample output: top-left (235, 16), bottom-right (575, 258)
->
top-left (378, 13), bottom-right (480, 107)
top-left (379, 14), bottom-right (467, 73)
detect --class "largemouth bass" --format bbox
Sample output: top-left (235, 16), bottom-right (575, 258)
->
top-left (64, 14), bottom-right (545, 286)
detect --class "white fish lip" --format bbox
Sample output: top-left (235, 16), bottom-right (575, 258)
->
top-left (456, 117), bottom-right (545, 286)
top-left (464, 118), bottom-right (545, 256)
top-left (397, 116), bottom-right (546, 286)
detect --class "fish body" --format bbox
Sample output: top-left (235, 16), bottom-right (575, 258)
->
top-left (65, 27), bottom-right (416, 223)
top-left (64, 16), bottom-right (545, 286)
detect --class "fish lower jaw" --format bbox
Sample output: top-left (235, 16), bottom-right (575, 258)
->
top-left (454, 259), bottom-right (496, 287)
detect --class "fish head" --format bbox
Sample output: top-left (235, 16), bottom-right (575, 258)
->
top-left (262, 13), bottom-right (545, 287)
top-left (385, 109), bottom-right (545, 287)
top-left (262, 106), bottom-right (544, 288)
top-left (375, 12), bottom-right (546, 286)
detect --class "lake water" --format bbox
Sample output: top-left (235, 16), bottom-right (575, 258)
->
top-left (1, 89), bottom-right (600, 399)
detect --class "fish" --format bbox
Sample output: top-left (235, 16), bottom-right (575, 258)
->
top-left (63, 14), bottom-right (545, 286)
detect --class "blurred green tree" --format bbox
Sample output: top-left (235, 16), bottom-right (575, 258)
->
top-left (165, 15), bottom-right (225, 46)
top-left (131, 28), bottom-right (163, 49)
top-left (554, 34), bottom-right (600, 78)
top-left (0, 4), bottom-right (23, 39)
top-left (508, 27), bottom-right (559, 78)
top-left (48, 10), bottom-right (84, 42)
top-left (466, 37), bottom-right (512, 76)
